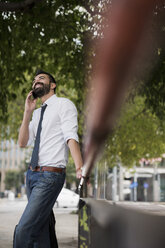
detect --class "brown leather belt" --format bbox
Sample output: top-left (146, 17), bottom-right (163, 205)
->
top-left (29, 166), bottom-right (66, 173)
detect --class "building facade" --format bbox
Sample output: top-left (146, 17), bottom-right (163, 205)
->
top-left (0, 140), bottom-right (31, 192)
top-left (93, 161), bottom-right (165, 202)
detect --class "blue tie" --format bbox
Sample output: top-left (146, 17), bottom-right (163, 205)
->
top-left (30, 104), bottom-right (47, 169)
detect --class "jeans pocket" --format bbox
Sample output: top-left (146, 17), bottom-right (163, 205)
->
top-left (39, 171), bottom-right (65, 190)
top-left (41, 171), bottom-right (57, 184)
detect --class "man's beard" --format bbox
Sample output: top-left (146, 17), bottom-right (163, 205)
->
top-left (32, 82), bottom-right (51, 99)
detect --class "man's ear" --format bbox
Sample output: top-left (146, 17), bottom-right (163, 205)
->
top-left (51, 82), bottom-right (56, 90)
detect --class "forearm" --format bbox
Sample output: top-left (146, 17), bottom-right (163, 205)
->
top-left (67, 139), bottom-right (83, 171)
top-left (18, 110), bottom-right (32, 148)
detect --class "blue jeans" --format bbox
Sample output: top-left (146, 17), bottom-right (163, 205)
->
top-left (13, 168), bottom-right (65, 248)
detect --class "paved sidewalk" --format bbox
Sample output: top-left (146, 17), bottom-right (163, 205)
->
top-left (0, 198), bottom-right (78, 248)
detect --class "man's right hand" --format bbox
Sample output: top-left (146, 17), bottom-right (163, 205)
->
top-left (18, 91), bottom-right (37, 147)
top-left (25, 91), bottom-right (37, 113)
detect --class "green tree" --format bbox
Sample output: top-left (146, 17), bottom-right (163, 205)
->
top-left (0, 0), bottom-right (92, 123)
top-left (1, 1), bottom-right (164, 124)
top-left (0, 0), bottom-right (106, 146)
top-left (103, 96), bottom-right (165, 167)
top-left (4, 170), bottom-right (25, 193)
top-left (0, 0), bottom-right (165, 173)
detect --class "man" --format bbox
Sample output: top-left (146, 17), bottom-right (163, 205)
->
top-left (14, 70), bottom-right (83, 248)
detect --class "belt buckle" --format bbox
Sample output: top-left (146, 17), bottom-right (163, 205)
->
top-left (30, 166), bottom-right (37, 171)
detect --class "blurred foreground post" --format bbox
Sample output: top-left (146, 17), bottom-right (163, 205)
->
top-left (82, 0), bottom-right (160, 181)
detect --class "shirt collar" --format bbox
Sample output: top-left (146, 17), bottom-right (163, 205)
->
top-left (44, 94), bottom-right (57, 106)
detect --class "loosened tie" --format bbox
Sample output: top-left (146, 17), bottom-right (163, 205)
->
top-left (30, 104), bottom-right (47, 169)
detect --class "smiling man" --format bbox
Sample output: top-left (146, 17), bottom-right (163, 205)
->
top-left (13, 70), bottom-right (83, 248)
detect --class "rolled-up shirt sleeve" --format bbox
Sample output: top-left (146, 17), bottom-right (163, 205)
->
top-left (60, 99), bottom-right (79, 143)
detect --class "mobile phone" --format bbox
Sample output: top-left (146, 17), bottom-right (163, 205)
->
top-left (32, 90), bottom-right (38, 99)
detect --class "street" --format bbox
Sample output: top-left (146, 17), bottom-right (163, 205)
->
top-left (0, 198), bottom-right (78, 248)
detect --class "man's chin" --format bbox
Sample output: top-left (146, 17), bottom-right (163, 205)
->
top-left (32, 89), bottom-right (45, 99)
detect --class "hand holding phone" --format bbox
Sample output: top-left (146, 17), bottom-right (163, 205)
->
top-left (25, 91), bottom-right (37, 113)
top-left (32, 90), bottom-right (38, 99)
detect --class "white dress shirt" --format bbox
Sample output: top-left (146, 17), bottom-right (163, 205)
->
top-left (27, 94), bottom-right (79, 168)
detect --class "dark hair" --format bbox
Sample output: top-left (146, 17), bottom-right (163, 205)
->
top-left (35, 69), bottom-right (57, 93)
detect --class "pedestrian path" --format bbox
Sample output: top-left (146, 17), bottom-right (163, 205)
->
top-left (0, 198), bottom-right (78, 248)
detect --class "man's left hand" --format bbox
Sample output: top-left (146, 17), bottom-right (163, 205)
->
top-left (76, 168), bottom-right (82, 179)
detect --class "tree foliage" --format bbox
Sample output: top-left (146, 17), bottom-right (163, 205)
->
top-left (0, 0), bottom-right (106, 143)
top-left (0, 0), bottom-right (92, 122)
top-left (1, 0), bottom-right (164, 123)
top-left (0, 0), bottom-right (165, 170)
top-left (4, 170), bottom-right (25, 192)
top-left (137, 4), bottom-right (165, 119)
top-left (141, 50), bottom-right (165, 120)
top-left (103, 96), bottom-right (165, 167)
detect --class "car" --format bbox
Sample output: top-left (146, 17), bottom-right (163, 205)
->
top-left (55, 187), bottom-right (79, 208)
